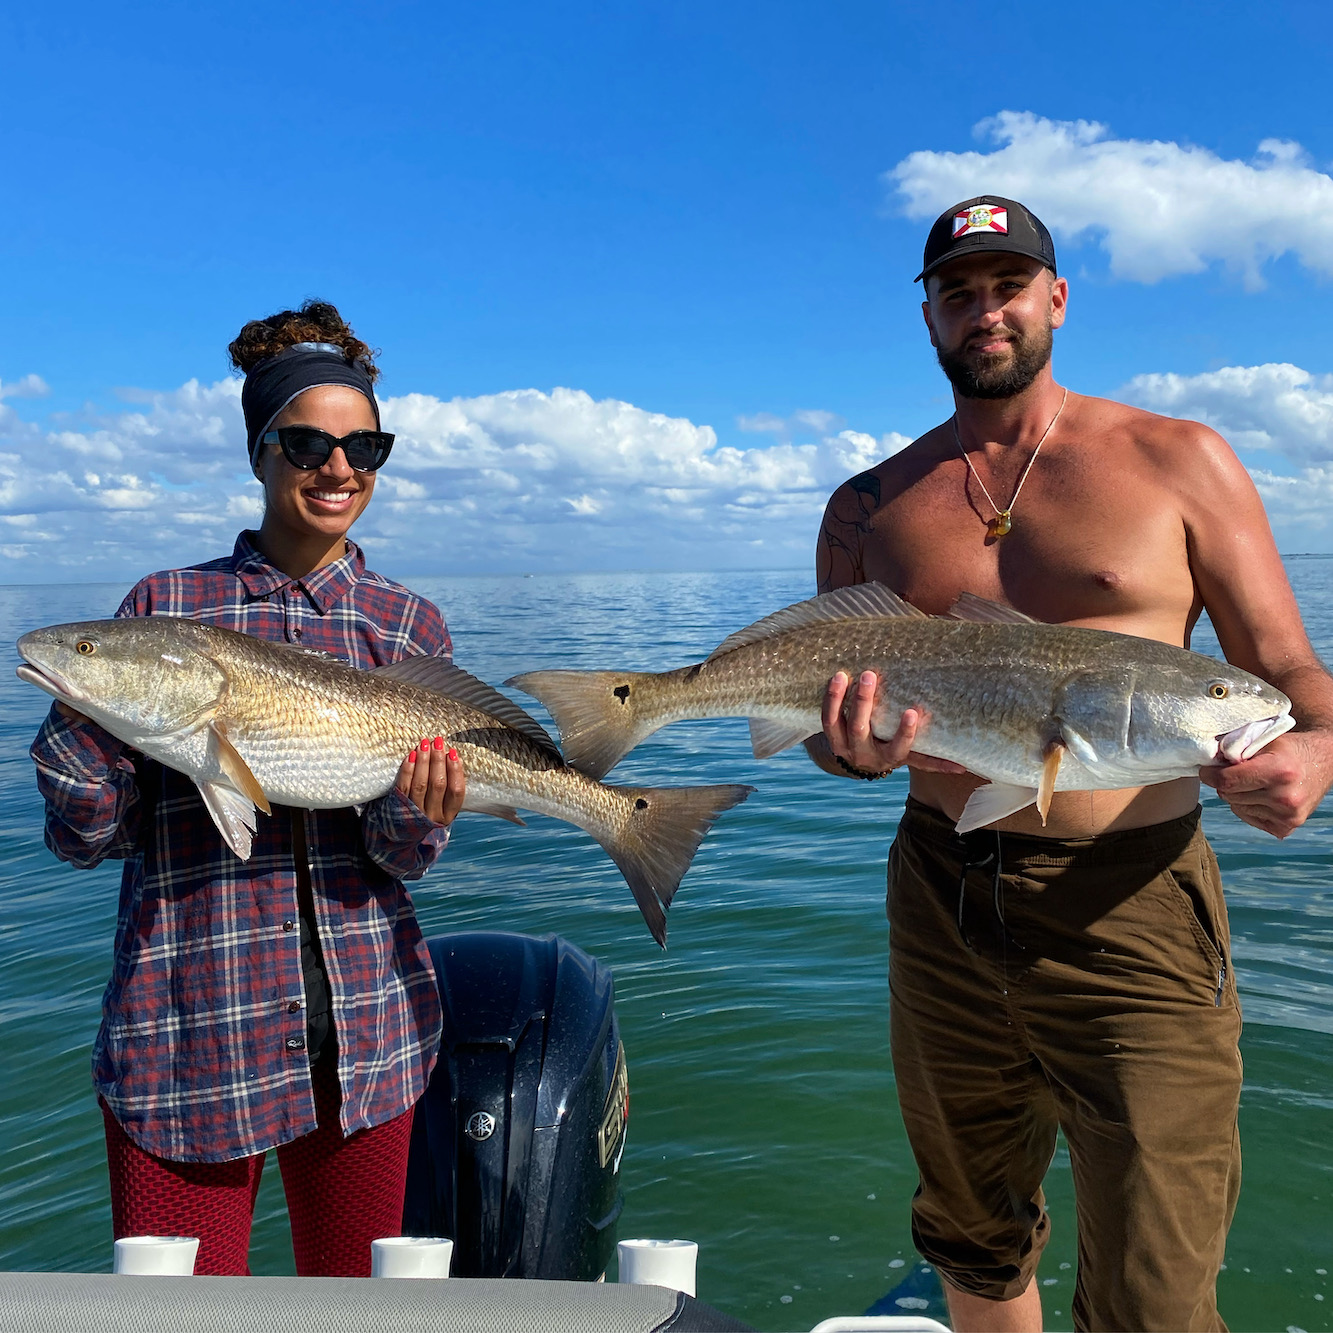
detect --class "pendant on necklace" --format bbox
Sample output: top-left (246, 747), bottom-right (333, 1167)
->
top-left (988, 511), bottom-right (1012, 538)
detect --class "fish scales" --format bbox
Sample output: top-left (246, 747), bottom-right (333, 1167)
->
top-left (506, 583), bottom-right (1294, 835)
top-left (217, 649), bottom-right (565, 810)
top-left (16, 616), bottom-right (754, 946)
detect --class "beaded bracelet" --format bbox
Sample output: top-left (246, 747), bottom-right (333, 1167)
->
top-left (834, 753), bottom-right (893, 781)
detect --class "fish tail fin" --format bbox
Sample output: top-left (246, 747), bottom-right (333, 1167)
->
top-left (596, 783), bottom-right (756, 947)
top-left (505, 668), bottom-right (671, 779)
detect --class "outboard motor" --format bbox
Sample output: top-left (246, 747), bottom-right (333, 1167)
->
top-left (402, 932), bottom-right (629, 1280)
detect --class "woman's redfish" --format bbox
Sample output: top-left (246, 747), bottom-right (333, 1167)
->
top-left (17, 616), bottom-right (753, 946)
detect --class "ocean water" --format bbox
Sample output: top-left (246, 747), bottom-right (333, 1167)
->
top-left (0, 563), bottom-right (1330, 1332)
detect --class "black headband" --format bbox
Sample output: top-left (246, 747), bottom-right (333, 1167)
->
top-left (241, 342), bottom-right (381, 465)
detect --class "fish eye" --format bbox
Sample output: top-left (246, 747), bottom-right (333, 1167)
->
top-left (1208, 682), bottom-right (1229, 699)
top-left (75, 640), bottom-right (96, 656)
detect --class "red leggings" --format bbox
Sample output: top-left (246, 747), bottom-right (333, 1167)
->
top-left (101, 1058), bottom-right (414, 1276)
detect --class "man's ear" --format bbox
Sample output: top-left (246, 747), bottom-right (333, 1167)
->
top-left (1049, 275), bottom-right (1069, 331)
top-left (921, 300), bottom-right (939, 348)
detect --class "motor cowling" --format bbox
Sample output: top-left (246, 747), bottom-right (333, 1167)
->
top-left (402, 932), bottom-right (628, 1280)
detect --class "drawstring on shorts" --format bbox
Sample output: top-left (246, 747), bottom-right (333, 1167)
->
top-left (956, 830), bottom-right (1026, 955)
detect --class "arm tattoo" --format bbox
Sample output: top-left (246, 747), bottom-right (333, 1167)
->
top-left (817, 471), bottom-right (882, 593)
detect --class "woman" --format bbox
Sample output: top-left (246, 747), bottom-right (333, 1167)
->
top-left (29, 302), bottom-right (465, 1276)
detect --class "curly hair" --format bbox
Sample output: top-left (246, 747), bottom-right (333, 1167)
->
top-left (227, 300), bottom-right (381, 383)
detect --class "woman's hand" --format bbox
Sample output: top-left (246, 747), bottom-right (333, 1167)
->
top-left (55, 701), bottom-right (92, 725)
top-left (396, 737), bottom-right (466, 827)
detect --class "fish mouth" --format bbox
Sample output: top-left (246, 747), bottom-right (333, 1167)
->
top-left (1215, 712), bottom-right (1295, 764)
top-left (14, 659), bottom-right (84, 706)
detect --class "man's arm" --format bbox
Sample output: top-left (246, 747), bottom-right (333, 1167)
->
top-left (816, 474), bottom-right (876, 594)
top-left (1180, 425), bottom-right (1333, 837)
top-left (812, 480), bottom-right (965, 779)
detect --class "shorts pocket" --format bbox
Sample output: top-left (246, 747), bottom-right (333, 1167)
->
top-left (1161, 852), bottom-right (1231, 1001)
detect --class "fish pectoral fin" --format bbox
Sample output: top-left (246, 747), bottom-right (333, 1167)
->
top-left (462, 797), bottom-right (527, 826)
top-left (196, 780), bottom-right (259, 861)
top-left (209, 721), bottom-right (271, 816)
top-left (955, 782), bottom-right (1039, 834)
top-left (1037, 743), bottom-right (1065, 825)
top-left (1057, 721), bottom-right (1100, 768)
top-left (748, 716), bottom-right (816, 760)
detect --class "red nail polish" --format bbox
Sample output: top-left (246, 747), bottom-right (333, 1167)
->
top-left (433, 737), bottom-right (445, 751)
top-left (447, 747), bottom-right (458, 761)
top-left (408, 751), bottom-right (417, 763)
top-left (420, 738), bottom-right (430, 750)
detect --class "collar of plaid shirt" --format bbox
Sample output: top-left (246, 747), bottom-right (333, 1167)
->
top-left (231, 529), bottom-right (363, 613)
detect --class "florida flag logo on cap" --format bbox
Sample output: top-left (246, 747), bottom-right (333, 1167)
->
top-left (953, 205), bottom-right (1008, 238)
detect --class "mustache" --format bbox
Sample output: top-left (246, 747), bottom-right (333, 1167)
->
top-left (961, 328), bottom-right (1017, 353)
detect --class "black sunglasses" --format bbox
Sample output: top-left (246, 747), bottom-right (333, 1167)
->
top-left (260, 426), bottom-right (395, 473)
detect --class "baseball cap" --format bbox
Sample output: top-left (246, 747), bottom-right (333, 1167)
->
top-left (915, 196), bottom-right (1057, 284)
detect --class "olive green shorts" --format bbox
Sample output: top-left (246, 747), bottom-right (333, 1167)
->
top-left (888, 798), bottom-right (1241, 1332)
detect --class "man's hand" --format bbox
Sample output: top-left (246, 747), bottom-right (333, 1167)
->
top-left (55, 701), bottom-right (92, 725)
top-left (822, 671), bottom-right (968, 776)
top-left (1200, 729), bottom-right (1333, 839)
top-left (396, 737), bottom-right (467, 827)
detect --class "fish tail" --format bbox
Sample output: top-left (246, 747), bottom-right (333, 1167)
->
top-left (596, 782), bottom-right (755, 947)
top-left (505, 668), bottom-right (674, 779)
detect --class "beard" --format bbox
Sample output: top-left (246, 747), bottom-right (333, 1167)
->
top-left (936, 321), bottom-right (1054, 400)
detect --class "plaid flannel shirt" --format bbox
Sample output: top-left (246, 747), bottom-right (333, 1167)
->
top-left (30, 532), bottom-right (450, 1162)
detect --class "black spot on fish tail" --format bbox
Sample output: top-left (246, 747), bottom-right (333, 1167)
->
top-left (598, 782), bottom-right (755, 946)
top-left (614, 684), bottom-right (630, 703)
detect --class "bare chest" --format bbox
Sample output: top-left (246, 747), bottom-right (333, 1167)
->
top-left (863, 445), bottom-right (1198, 638)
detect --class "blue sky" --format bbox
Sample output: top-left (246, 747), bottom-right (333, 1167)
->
top-left (2, 1), bottom-right (1333, 580)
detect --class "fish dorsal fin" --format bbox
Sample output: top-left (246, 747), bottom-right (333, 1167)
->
top-left (707, 583), bottom-right (927, 662)
top-left (945, 592), bottom-right (1038, 625)
top-left (374, 656), bottom-right (564, 762)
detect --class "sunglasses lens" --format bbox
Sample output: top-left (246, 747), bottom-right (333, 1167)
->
top-left (280, 429), bottom-right (333, 469)
top-left (342, 434), bottom-right (393, 471)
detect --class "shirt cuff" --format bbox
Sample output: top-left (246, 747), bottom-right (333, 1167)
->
top-left (362, 786), bottom-right (452, 879)
top-left (30, 705), bottom-right (129, 778)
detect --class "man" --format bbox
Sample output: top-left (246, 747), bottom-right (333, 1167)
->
top-left (814, 195), bottom-right (1333, 1331)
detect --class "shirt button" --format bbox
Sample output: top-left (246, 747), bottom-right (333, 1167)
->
top-left (282, 919), bottom-right (295, 932)
top-left (293, 628), bottom-right (303, 639)
top-left (287, 1000), bottom-right (302, 1013)
top-left (285, 1037), bottom-right (306, 1051)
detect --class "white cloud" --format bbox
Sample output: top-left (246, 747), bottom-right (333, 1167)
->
top-left (1120, 363), bottom-right (1333, 466)
top-left (0, 374), bottom-right (49, 400)
top-left (889, 111), bottom-right (1333, 286)
top-left (0, 379), bottom-right (912, 580)
top-left (1117, 361), bottom-right (1333, 551)
top-left (2, 362), bottom-right (1328, 578)
top-left (738, 408), bottom-right (844, 439)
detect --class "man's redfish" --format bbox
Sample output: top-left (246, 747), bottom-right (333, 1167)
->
top-left (17, 617), bottom-right (753, 946)
top-left (507, 584), bottom-right (1294, 833)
